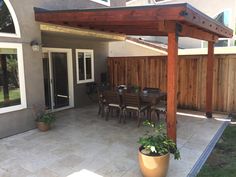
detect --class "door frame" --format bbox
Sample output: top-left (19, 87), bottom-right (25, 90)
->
top-left (42, 47), bottom-right (74, 111)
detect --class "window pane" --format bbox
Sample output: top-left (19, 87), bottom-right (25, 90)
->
top-left (215, 40), bottom-right (228, 47)
top-left (78, 52), bottom-right (85, 81)
top-left (0, 0), bottom-right (15, 33)
top-left (0, 49), bottom-right (20, 108)
top-left (85, 53), bottom-right (92, 80)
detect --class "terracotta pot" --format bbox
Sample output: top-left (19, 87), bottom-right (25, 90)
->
top-left (37, 122), bottom-right (50, 132)
top-left (138, 148), bottom-right (170, 177)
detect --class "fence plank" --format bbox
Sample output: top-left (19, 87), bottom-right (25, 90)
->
top-left (108, 55), bottom-right (236, 113)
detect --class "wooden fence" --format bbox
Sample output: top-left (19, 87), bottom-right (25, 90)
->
top-left (107, 55), bottom-right (236, 113)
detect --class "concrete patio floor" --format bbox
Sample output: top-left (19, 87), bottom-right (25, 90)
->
top-left (0, 105), bottom-right (228, 177)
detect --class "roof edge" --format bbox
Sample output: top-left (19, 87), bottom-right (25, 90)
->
top-left (34, 3), bottom-right (189, 13)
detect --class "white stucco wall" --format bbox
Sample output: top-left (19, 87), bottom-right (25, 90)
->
top-left (0, 0), bottom-right (126, 138)
top-left (109, 40), bottom-right (166, 57)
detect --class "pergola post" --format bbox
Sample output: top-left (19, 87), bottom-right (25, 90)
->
top-left (167, 31), bottom-right (178, 143)
top-left (206, 41), bottom-right (215, 118)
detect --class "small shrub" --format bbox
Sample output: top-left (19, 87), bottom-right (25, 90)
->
top-left (138, 121), bottom-right (180, 160)
top-left (36, 113), bottom-right (56, 125)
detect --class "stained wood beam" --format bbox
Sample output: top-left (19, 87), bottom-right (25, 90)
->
top-left (179, 24), bottom-right (218, 42)
top-left (161, 21), bottom-right (218, 42)
top-left (185, 5), bottom-right (233, 38)
top-left (35, 3), bottom-right (233, 39)
top-left (206, 41), bottom-right (214, 118)
top-left (167, 31), bottom-right (178, 143)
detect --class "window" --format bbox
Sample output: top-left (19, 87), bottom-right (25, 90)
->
top-left (201, 10), bottom-right (232, 48)
top-left (90, 0), bottom-right (110, 6)
top-left (215, 10), bottom-right (230, 27)
top-left (0, 43), bottom-right (26, 114)
top-left (76, 49), bottom-right (94, 84)
top-left (214, 10), bottom-right (231, 47)
top-left (0, 0), bottom-right (20, 37)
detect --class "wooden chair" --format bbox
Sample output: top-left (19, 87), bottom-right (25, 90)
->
top-left (151, 100), bottom-right (167, 123)
top-left (122, 92), bottom-right (148, 127)
top-left (103, 90), bottom-right (123, 122)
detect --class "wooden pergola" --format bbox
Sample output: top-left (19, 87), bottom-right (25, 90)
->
top-left (34, 3), bottom-right (233, 142)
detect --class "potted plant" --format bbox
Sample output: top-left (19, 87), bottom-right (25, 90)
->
top-left (36, 112), bottom-right (56, 131)
top-left (138, 121), bottom-right (180, 177)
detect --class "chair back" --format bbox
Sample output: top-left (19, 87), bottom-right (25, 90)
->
top-left (103, 90), bottom-right (121, 106)
top-left (123, 92), bottom-right (141, 108)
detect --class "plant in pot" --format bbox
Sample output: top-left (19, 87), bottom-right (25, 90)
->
top-left (138, 121), bottom-right (180, 177)
top-left (36, 112), bottom-right (56, 132)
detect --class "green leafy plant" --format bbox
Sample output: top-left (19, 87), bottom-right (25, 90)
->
top-left (132, 85), bottom-right (140, 93)
top-left (36, 113), bottom-right (56, 125)
top-left (138, 121), bottom-right (180, 160)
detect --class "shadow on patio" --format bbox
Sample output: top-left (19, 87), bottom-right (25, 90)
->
top-left (0, 105), bottom-right (228, 177)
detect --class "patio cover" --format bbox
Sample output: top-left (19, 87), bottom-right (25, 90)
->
top-left (34, 3), bottom-right (233, 142)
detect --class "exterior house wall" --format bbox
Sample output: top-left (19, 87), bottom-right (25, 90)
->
top-left (109, 40), bottom-right (166, 57)
top-left (42, 33), bottom-right (109, 107)
top-left (0, 0), bottom-right (125, 138)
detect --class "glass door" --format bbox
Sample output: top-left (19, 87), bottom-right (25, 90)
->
top-left (43, 50), bottom-right (72, 111)
top-left (51, 52), bottom-right (69, 109)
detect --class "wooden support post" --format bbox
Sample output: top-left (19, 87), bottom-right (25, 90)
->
top-left (206, 41), bottom-right (214, 118)
top-left (167, 31), bottom-right (178, 143)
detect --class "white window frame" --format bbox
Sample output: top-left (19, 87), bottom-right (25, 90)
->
top-left (0, 42), bottom-right (26, 114)
top-left (0, 0), bottom-right (21, 38)
top-left (76, 49), bottom-right (95, 84)
top-left (90, 0), bottom-right (110, 6)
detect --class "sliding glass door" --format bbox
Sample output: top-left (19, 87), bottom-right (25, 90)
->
top-left (42, 48), bottom-right (73, 111)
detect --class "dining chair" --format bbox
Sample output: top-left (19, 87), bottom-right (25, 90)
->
top-left (122, 92), bottom-right (148, 127)
top-left (103, 90), bottom-right (123, 122)
top-left (151, 100), bottom-right (167, 123)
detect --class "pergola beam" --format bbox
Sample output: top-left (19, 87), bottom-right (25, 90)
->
top-left (50, 21), bottom-right (218, 41)
top-left (161, 21), bottom-right (218, 42)
top-left (35, 3), bottom-right (233, 40)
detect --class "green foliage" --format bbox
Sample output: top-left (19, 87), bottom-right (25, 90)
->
top-left (138, 121), bottom-right (180, 160)
top-left (131, 85), bottom-right (140, 93)
top-left (197, 124), bottom-right (236, 177)
top-left (36, 113), bottom-right (56, 125)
